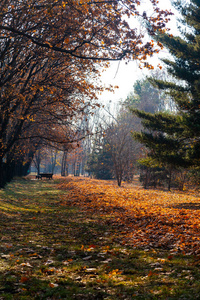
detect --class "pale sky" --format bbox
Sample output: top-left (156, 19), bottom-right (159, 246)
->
top-left (98, 0), bottom-right (178, 104)
top-left (99, 60), bottom-right (146, 103)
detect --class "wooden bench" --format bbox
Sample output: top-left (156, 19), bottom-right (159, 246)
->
top-left (36, 173), bottom-right (53, 179)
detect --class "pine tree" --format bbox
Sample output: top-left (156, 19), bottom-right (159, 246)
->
top-left (132, 0), bottom-right (200, 175)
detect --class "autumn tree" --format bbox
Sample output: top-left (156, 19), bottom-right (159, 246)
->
top-left (87, 103), bottom-right (141, 185)
top-left (105, 110), bottom-right (139, 186)
top-left (0, 23), bottom-right (97, 185)
top-left (1, 0), bottom-right (172, 62)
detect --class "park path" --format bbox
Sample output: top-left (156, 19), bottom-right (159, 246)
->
top-left (0, 177), bottom-right (199, 299)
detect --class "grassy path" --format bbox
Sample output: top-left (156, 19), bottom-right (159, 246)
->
top-left (0, 177), bottom-right (199, 299)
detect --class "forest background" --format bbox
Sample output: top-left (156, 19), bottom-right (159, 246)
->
top-left (0, 0), bottom-right (200, 191)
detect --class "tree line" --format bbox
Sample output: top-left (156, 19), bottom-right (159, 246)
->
top-left (2, 0), bottom-right (199, 190)
top-left (86, 77), bottom-right (166, 186)
top-left (0, 0), bottom-right (172, 187)
top-left (87, 0), bottom-right (200, 190)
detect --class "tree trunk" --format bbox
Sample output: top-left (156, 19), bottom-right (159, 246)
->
top-left (61, 151), bottom-right (68, 176)
top-left (168, 168), bottom-right (172, 191)
top-left (0, 158), bottom-right (6, 188)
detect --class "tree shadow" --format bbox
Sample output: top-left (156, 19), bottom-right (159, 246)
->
top-left (171, 202), bottom-right (200, 210)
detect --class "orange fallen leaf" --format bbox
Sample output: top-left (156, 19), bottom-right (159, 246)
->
top-left (20, 276), bottom-right (29, 283)
top-left (148, 270), bottom-right (154, 277)
top-left (57, 177), bottom-right (200, 256)
top-left (168, 255), bottom-right (173, 260)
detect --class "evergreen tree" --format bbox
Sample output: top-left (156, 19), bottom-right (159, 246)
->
top-left (124, 78), bottom-right (163, 113)
top-left (87, 140), bottom-right (114, 180)
top-left (132, 0), bottom-right (200, 174)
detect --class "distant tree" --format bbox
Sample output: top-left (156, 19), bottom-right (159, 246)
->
top-left (87, 77), bottom-right (167, 186)
top-left (32, 148), bottom-right (45, 176)
top-left (124, 78), bottom-right (163, 113)
top-left (61, 150), bottom-right (68, 177)
top-left (87, 144), bottom-right (114, 180)
top-left (105, 110), bottom-right (140, 186)
top-left (86, 114), bottom-right (114, 180)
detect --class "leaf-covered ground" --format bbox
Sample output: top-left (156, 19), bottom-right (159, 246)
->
top-left (0, 176), bottom-right (200, 299)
